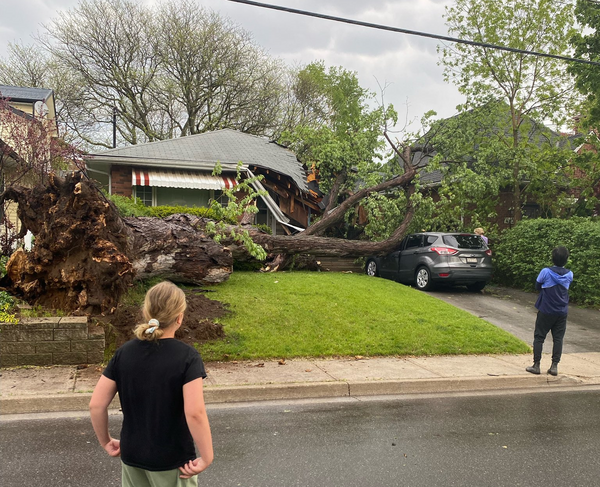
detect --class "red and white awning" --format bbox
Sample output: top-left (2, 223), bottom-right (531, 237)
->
top-left (132, 169), bottom-right (237, 190)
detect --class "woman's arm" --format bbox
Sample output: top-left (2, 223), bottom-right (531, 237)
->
top-left (179, 377), bottom-right (214, 478)
top-left (89, 375), bottom-right (120, 457)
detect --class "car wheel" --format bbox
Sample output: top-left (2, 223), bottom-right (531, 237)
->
top-left (466, 281), bottom-right (487, 292)
top-left (415, 266), bottom-right (433, 291)
top-left (365, 259), bottom-right (379, 277)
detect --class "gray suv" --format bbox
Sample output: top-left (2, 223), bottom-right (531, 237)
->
top-left (365, 232), bottom-right (492, 291)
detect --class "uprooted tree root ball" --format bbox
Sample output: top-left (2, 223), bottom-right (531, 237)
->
top-left (96, 290), bottom-right (229, 350)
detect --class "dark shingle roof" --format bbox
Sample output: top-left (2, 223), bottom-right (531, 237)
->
top-left (88, 129), bottom-right (309, 192)
top-left (0, 85), bottom-right (53, 103)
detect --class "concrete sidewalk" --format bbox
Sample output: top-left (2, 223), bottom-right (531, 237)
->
top-left (3, 352), bottom-right (600, 415)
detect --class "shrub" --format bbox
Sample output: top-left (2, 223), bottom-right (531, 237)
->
top-left (493, 218), bottom-right (600, 306)
top-left (0, 291), bottom-right (18, 323)
top-left (145, 205), bottom-right (231, 222)
top-left (105, 193), bottom-right (151, 217)
top-left (104, 192), bottom-right (238, 224)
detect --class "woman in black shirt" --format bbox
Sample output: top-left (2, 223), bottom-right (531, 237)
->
top-left (90, 281), bottom-right (213, 486)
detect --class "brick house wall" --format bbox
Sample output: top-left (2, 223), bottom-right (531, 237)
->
top-left (111, 165), bottom-right (132, 197)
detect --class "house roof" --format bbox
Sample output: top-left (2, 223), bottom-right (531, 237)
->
top-left (0, 85), bottom-right (54, 104)
top-left (86, 129), bottom-right (309, 192)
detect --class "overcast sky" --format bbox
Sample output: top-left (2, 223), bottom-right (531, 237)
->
top-left (1, 0), bottom-right (464, 131)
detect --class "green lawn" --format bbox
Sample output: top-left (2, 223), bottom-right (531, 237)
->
top-left (197, 271), bottom-right (530, 361)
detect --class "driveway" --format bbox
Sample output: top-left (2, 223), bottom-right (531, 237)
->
top-left (426, 285), bottom-right (600, 353)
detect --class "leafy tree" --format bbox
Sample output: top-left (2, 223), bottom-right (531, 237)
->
top-left (569, 0), bottom-right (600, 126)
top-left (438, 0), bottom-right (577, 223)
top-left (567, 1), bottom-right (600, 216)
top-left (281, 62), bottom-right (398, 224)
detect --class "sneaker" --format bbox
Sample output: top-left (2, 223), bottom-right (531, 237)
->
top-left (548, 362), bottom-right (558, 376)
top-left (526, 363), bottom-right (540, 374)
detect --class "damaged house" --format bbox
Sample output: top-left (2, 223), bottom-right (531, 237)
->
top-left (84, 129), bottom-right (323, 235)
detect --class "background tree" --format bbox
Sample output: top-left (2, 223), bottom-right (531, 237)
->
top-left (281, 62), bottom-right (402, 233)
top-left (41, 0), bottom-right (164, 147)
top-left (567, 0), bottom-right (600, 216)
top-left (155, 0), bottom-right (286, 137)
top-left (438, 0), bottom-right (577, 224)
top-left (569, 0), bottom-right (600, 126)
top-left (22, 0), bottom-right (291, 148)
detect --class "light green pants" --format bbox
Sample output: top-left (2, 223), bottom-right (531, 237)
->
top-left (122, 462), bottom-right (198, 487)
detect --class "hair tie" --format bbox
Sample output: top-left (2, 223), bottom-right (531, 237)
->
top-left (145, 319), bottom-right (159, 334)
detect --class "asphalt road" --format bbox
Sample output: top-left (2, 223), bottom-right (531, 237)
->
top-left (427, 285), bottom-right (600, 352)
top-left (3, 389), bottom-right (600, 487)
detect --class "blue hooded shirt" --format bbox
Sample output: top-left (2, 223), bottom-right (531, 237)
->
top-left (534, 266), bottom-right (573, 316)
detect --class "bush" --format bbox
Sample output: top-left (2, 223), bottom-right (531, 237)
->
top-left (104, 193), bottom-right (238, 224)
top-left (105, 193), bottom-right (151, 217)
top-left (0, 291), bottom-right (18, 324)
top-left (145, 205), bottom-right (230, 222)
top-left (493, 218), bottom-right (600, 306)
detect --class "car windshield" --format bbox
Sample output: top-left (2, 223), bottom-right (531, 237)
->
top-left (442, 234), bottom-right (486, 249)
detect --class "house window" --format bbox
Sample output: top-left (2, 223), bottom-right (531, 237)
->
top-left (212, 190), bottom-right (229, 207)
top-left (522, 203), bottom-right (541, 219)
top-left (135, 186), bottom-right (153, 206)
top-left (156, 187), bottom-right (210, 207)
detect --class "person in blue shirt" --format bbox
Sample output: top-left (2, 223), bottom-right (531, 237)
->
top-left (526, 246), bottom-right (573, 376)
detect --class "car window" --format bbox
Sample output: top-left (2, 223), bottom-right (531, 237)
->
top-left (443, 234), bottom-right (486, 249)
top-left (405, 234), bottom-right (423, 249)
top-left (425, 235), bottom-right (438, 246)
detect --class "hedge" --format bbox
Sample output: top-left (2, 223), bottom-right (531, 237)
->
top-left (106, 194), bottom-right (235, 223)
top-left (493, 218), bottom-right (600, 306)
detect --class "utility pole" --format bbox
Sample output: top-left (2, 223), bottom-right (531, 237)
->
top-left (112, 106), bottom-right (118, 149)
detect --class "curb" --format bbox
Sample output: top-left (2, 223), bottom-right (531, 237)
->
top-left (1, 374), bottom-right (595, 415)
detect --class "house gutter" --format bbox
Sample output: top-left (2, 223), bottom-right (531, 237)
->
top-left (247, 168), bottom-right (305, 233)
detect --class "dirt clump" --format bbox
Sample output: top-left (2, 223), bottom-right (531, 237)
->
top-left (97, 290), bottom-right (229, 349)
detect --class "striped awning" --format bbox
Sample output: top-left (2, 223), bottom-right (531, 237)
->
top-left (132, 169), bottom-right (238, 190)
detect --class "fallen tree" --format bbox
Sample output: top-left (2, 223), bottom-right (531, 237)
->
top-left (0, 141), bottom-right (425, 314)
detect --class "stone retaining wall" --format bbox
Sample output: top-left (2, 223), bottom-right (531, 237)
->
top-left (0, 317), bottom-right (105, 367)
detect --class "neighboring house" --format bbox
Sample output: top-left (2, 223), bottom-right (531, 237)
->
top-left (0, 85), bottom-right (59, 249)
top-left (84, 129), bottom-right (323, 235)
top-left (0, 85), bottom-right (58, 136)
top-left (412, 107), bottom-right (581, 231)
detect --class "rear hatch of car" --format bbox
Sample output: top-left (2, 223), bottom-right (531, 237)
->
top-left (441, 234), bottom-right (491, 265)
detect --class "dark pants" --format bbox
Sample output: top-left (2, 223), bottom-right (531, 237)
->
top-left (532, 311), bottom-right (568, 364)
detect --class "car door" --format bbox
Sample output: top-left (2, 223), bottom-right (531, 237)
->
top-left (398, 234), bottom-right (424, 283)
top-left (379, 241), bottom-right (404, 280)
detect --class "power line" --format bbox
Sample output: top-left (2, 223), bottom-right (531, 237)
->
top-left (227, 0), bottom-right (600, 67)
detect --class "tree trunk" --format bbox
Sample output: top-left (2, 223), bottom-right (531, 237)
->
top-left (126, 214), bottom-right (233, 284)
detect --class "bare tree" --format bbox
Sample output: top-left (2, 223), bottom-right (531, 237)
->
top-left (156, 0), bottom-right (286, 137)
